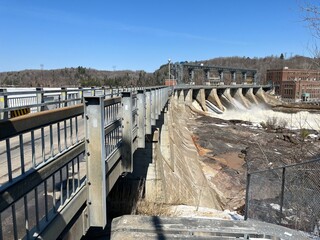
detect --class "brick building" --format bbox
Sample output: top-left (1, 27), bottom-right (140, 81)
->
top-left (266, 67), bottom-right (320, 102)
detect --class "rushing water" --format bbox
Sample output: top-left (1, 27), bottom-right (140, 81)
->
top-left (195, 101), bottom-right (320, 131)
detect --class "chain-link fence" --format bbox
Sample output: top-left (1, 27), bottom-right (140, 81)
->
top-left (245, 158), bottom-right (320, 236)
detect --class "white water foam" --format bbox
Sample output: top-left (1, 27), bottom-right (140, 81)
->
top-left (208, 106), bottom-right (320, 131)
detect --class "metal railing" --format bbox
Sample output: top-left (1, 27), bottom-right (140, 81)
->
top-left (0, 87), bottom-right (169, 240)
top-left (0, 87), bottom-right (125, 120)
top-left (245, 158), bottom-right (320, 236)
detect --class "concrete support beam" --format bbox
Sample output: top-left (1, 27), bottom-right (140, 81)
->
top-left (137, 89), bottom-right (146, 148)
top-left (121, 92), bottom-right (133, 173)
top-left (145, 89), bottom-right (152, 134)
top-left (84, 96), bottom-right (107, 228)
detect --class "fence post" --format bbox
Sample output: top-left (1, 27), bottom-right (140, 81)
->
top-left (122, 91), bottom-right (133, 173)
top-left (78, 87), bottom-right (83, 104)
top-left (36, 87), bottom-right (44, 112)
top-left (151, 88), bottom-right (156, 126)
top-left (244, 173), bottom-right (251, 220)
top-left (0, 89), bottom-right (8, 120)
top-left (145, 89), bottom-right (152, 134)
top-left (91, 87), bottom-right (95, 96)
top-left (137, 89), bottom-right (146, 148)
top-left (60, 87), bottom-right (67, 108)
top-left (155, 88), bottom-right (159, 120)
top-left (84, 96), bottom-right (107, 228)
top-left (279, 167), bottom-right (286, 224)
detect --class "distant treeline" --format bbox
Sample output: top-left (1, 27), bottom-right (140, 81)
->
top-left (0, 55), bottom-right (318, 87)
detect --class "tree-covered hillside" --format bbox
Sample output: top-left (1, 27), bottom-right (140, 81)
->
top-left (0, 55), bottom-right (318, 87)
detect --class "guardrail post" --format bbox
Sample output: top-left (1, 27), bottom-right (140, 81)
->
top-left (137, 89), bottom-right (146, 148)
top-left (155, 88), bottom-right (159, 120)
top-left (145, 89), bottom-right (152, 134)
top-left (0, 89), bottom-right (8, 120)
top-left (36, 87), bottom-right (44, 112)
top-left (151, 88), bottom-right (156, 125)
top-left (84, 96), bottom-right (107, 228)
top-left (78, 87), bottom-right (83, 103)
top-left (60, 87), bottom-right (68, 108)
top-left (91, 87), bottom-right (95, 96)
top-left (122, 91), bottom-right (133, 173)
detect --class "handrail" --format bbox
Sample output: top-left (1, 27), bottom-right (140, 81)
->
top-left (0, 86), bottom-right (169, 240)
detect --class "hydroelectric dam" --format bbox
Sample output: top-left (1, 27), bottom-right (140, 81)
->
top-left (0, 84), bottom-right (316, 240)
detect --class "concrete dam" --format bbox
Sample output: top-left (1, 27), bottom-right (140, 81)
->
top-left (143, 86), bottom-right (277, 210)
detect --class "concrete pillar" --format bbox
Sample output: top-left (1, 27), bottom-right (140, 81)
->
top-left (243, 72), bottom-right (247, 84)
top-left (208, 88), bottom-right (224, 111)
top-left (185, 88), bottom-right (193, 104)
top-left (178, 89), bottom-right (184, 103)
top-left (121, 92), bottom-right (133, 173)
top-left (84, 96), bottom-right (107, 228)
top-left (195, 89), bottom-right (207, 111)
top-left (0, 89), bottom-right (8, 120)
top-left (145, 89), bottom-right (152, 134)
top-left (151, 88), bottom-right (156, 125)
top-left (219, 70), bottom-right (224, 85)
top-left (231, 71), bottom-right (236, 85)
top-left (36, 87), bottom-right (44, 112)
top-left (189, 69), bottom-right (194, 83)
top-left (204, 69), bottom-right (210, 85)
top-left (137, 89), bottom-right (146, 148)
top-left (245, 87), bottom-right (259, 105)
top-left (174, 89), bottom-right (178, 100)
top-left (234, 88), bottom-right (250, 108)
top-left (253, 72), bottom-right (257, 85)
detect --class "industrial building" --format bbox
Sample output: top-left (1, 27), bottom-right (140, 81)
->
top-left (267, 67), bottom-right (320, 102)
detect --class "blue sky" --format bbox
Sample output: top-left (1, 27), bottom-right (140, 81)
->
top-left (0, 0), bottom-right (315, 72)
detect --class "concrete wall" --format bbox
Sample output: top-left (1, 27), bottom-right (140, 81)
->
top-left (145, 98), bottom-right (223, 210)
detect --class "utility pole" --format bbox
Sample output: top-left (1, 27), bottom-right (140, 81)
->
top-left (168, 59), bottom-right (171, 80)
top-left (40, 64), bottom-right (44, 85)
